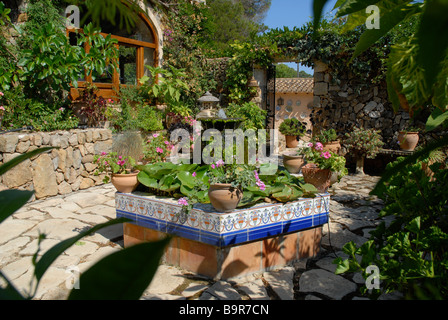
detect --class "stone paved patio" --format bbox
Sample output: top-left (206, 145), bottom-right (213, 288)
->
top-left (0, 173), bottom-right (401, 300)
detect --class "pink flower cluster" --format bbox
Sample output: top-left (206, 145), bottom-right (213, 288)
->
top-left (308, 142), bottom-right (323, 151)
top-left (211, 159), bottom-right (225, 169)
top-left (117, 155), bottom-right (126, 166)
top-left (320, 151), bottom-right (331, 159)
top-left (178, 197), bottom-right (188, 206)
top-left (0, 92), bottom-right (4, 114)
top-left (254, 170), bottom-right (266, 191)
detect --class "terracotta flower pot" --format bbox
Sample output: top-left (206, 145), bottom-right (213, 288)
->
top-left (322, 140), bottom-right (341, 154)
top-left (285, 135), bottom-right (299, 148)
top-left (283, 153), bottom-right (305, 174)
top-left (208, 183), bottom-right (242, 213)
top-left (301, 163), bottom-right (331, 193)
top-left (398, 131), bottom-right (419, 151)
top-left (111, 171), bottom-right (140, 193)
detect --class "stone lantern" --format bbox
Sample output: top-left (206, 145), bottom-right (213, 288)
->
top-left (196, 91), bottom-right (220, 119)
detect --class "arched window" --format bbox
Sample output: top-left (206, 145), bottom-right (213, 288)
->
top-left (68, 11), bottom-right (159, 100)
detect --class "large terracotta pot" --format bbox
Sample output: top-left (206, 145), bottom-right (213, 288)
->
top-left (301, 163), bottom-right (331, 193)
top-left (398, 131), bottom-right (419, 151)
top-left (283, 153), bottom-right (305, 174)
top-left (111, 171), bottom-right (140, 193)
top-left (285, 135), bottom-right (299, 148)
top-left (208, 183), bottom-right (242, 213)
top-left (322, 140), bottom-right (341, 154)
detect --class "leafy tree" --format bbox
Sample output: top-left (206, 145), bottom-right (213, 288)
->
top-left (298, 70), bottom-right (313, 78)
top-left (275, 63), bottom-right (298, 78)
top-left (203, 0), bottom-right (270, 55)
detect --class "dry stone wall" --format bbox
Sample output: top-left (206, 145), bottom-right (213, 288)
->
top-left (0, 129), bottom-right (112, 200)
top-left (310, 61), bottom-right (433, 150)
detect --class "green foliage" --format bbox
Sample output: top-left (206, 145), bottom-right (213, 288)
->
top-left (0, 0), bottom-right (118, 131)
top-left (143, 132), bottom-right (175, 163)
top-left (158, 1), bottom-right (217, 107)
top-left (94, 152), bottom-right (136, 183)
top-left (0, 148), bottom-right (168, 300)
top-left (279, 118), bottom-right (307, 136)
top-left (136, 162), bottom-right (318, 210)
top-left (275, 63), bottom-right (298, 78)
top-left (140, 65), bottom-right (191, 116)
top-left (300, 142), bottom-right (347, 172)
top-left (204, 0), bottom-right (268, 54)
top-left (343, 127), bottom-right (384, 159)
top-left (28, 106), bottom-right (79, 132)
top-left (334, 157), bottom-right (448, 299)
top-left (76, 84), bottom-right (108, 127)
top-left (314, 128), bottom-right (338, 144)
top-left (224, 40), bottom-right (277, 103)
top-left (105, 85), bottom-right (164, 133)
top-left (226, 101), bottom-right (267, 130)
top-left (326, 0), bottom-right (448, 118)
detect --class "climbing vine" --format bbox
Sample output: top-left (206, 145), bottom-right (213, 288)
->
top-left (153, 2), bottom-right (418, 107)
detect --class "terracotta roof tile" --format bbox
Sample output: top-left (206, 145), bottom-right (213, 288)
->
top-left (269, 78), bottom-right (314, 93)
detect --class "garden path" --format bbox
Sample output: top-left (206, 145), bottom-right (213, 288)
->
top-left (0, 172), bottom-right (401, 300)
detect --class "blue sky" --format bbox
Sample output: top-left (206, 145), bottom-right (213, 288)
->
top-left (262, 0), bottom-right (339, 75)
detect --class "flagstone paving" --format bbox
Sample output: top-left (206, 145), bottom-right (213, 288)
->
top-left (0, 173), bottom-right (401, 300)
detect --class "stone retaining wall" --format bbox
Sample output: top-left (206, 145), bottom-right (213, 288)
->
top-left (0, 129), bottom-right (113, 200)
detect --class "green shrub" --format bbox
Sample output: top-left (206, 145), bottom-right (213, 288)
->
top-left (334, 156), bottom-right (448, 299)
top-left (226, 101), bottom-right (267, 130)
top-left (279, 118), bottom-right (307, 136)
top-left (314, 128), bottom-right (338, 144)
top-left (136, 106), bottom-right (164, 132)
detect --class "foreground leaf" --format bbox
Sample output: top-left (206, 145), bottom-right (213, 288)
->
top-left (68, 237), bottom-right (171, 300)
top-left (34, 218), bottom-right (130, 283)
top-left (426, 109), bottom-right (448, 131)
top-left (0, 147), bottom-right (54, 176)
top-left (417, 0), bottom-right (448, 90)
top-left (0, 190), bottom-right (34, 224)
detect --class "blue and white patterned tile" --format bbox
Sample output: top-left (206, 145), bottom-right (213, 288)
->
top-left (116, 192), bottom-right (330, 246)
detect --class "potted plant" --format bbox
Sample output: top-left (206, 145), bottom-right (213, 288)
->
top-left (142, 132), bottom-right (175, 164)
top-left (343, 127), bottom-right (384, 175)
top-left (282, 152), bottom-right (305, 174)
top-left (72, 83), bottom-right (108, 127)
top-left (279, 118), bottom-right (307, 148)
top-left (397, 126), bottom-right (420, 151)
top-left (94, 152), bottom-right (139, 193)
top-left (314, 128), bottom-right (341, 154)
top-left (299, 142), bottom-right (348, 192)
top-left (206, 160), bottom-right (263, 212)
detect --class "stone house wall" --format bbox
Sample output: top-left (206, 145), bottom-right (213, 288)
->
top-left (311, 61), bottom-right (424, 150)
top-left (0, 129), bottom-right (113, 200)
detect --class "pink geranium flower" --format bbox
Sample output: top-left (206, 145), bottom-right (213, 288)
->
top-left (256, 179), bottom-right (266, 191)
top-left (321, 151), bottom-right (331, 159)
top-left (308, 142), bottom-right (314, 147)
top-left (156, 147), bottom-right (164, 153)
top-left (178, 197), bottom-right (189, 206)
top-left (153, 133), bottom-right (159, 138)
top-left (192, 172), bottom-right (197, 177)
top-left (315, 142), bottom-right (323, 151)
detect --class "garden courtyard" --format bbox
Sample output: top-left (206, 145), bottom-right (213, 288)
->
top-left (1, 163), bottom-right (395, 301)
top-left (1, 0), bottom-right (447, 302)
